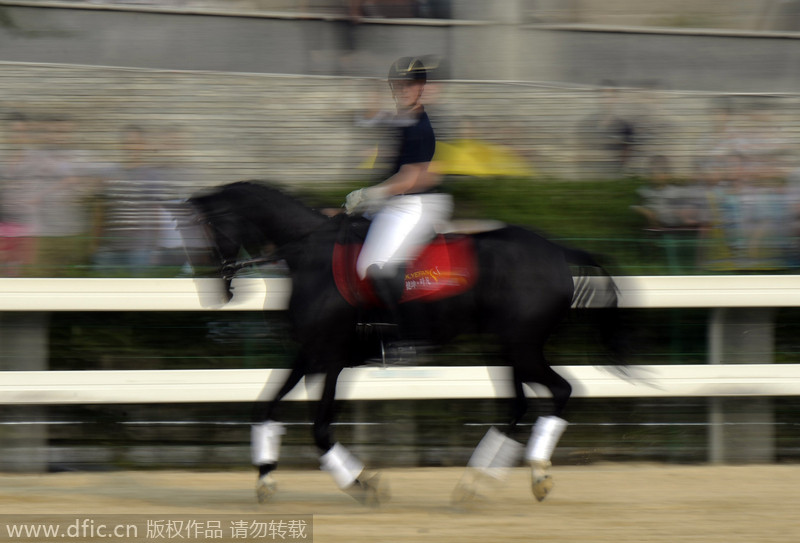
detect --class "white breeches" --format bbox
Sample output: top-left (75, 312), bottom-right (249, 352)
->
top-left (356, 193), bottom-right (453, 280)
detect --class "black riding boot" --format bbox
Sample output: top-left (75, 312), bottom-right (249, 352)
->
top-left (367, 265), bottom-right (415, 364)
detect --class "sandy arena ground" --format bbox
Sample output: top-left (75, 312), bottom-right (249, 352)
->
top-left (0, 464), bottom-right (798, 542)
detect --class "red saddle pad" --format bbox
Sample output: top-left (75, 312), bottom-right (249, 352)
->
top-left (332, 235), bottom-right (478, 307)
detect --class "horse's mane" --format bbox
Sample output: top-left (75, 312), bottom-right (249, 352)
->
top-left (190, 180), bottom-right (333, 248)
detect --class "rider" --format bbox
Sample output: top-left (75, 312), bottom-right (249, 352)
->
top-left (345, 56), bottom-right (453, 338)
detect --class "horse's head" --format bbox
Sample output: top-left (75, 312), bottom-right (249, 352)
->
top-left (185, 192), bottom-right (249, 302)
top-left (186, 181), bottom-right (330, 302)
top-left (188, 195), bottom-right (240, 260)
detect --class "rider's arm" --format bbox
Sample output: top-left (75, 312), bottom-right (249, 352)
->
top-left (345, 161), bottom-right (438, 214)
top-left (372, 161), bottom-right (435, 197)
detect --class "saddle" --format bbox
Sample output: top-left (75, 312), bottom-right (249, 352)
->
top-left (331, 218), bottom-right (478, 308)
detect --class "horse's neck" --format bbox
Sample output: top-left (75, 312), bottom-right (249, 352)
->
top-left (248, 185), bottom-right (330, 247)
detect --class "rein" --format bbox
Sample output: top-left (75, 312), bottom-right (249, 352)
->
top-left (221, 252), bottom-right (284, 280)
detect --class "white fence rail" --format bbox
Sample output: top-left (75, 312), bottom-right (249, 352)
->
top-left (1, 364), bottom-right (800, 405)
top-left (1, 274), bottom-right (800, 312)
top-left (0, 276), bottom-right (798, 406)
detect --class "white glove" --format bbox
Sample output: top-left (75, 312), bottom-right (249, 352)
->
top-left (345, 188), bottom-right (366, 215)
top-left (345, 186), bottom-right (389, 215)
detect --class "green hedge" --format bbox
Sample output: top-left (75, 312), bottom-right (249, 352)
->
top-left (305, 175), bottom-right (658, 275)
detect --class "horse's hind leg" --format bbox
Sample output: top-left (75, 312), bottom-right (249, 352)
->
top-left (453, 367), bottom-right (530, 505)
top-left (453, 424), bottom-right (524, 505)
top-left (527, 414), bottom-right (568, 501)
top-left (520, 361), bottom-right (571, 502)
top-left (251, 360), bottom-right (306, 503)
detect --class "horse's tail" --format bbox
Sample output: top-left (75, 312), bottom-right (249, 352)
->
top-left (562, 245), bottom-right (628, 367)
top-left (559, 246), bottom-right (618, 309)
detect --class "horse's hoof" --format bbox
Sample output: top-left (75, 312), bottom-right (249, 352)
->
top-left (451, 469), bottom-right (493, 505)
top-left (256, 474), bottom-right (278, 504)
top-left (450, 481), bottom-right (477, 504)
top-left (347, 471), bottom-right (389, 507)
top-left (530, 460), bottom-right (554, 502)
top-left (532, 474), bottom-right (554, 502)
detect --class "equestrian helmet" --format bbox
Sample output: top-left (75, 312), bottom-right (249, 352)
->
top-left (388, 57), bottom-right (427, 84)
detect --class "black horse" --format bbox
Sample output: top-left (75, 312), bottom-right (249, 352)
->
top-left (188, 180), bottom-right (624, 505)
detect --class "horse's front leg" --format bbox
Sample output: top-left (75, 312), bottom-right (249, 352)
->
top-left (315, 366), bottom-right (389, 506)
top-left (251, 359), bottom-right (306, 503)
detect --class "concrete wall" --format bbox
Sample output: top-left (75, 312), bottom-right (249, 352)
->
top-left (522, 28), bottom-right (800, 93)
top-left (3, 61), bottom-right (800, 187)
top-left (2, 3), bottom-right (800, 184)
top-left (3, 4), bottom-right (800, 91)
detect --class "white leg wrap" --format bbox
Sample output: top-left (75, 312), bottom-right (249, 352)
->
top-left (251, 421), bottom-right (285, 466)
top-left (467, 427), bottom-right (523, 479)
top-left (320, 443), bottom-right (364, 489)
top-left (525, 416), bottom-right (567, 462)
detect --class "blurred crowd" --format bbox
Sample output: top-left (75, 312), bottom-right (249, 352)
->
top-left (4, 89), bottom-right (800, 277)
top-left (631, 96), bottom-right (800, 272)
top-left (0, 113), bottom-right (196, 277)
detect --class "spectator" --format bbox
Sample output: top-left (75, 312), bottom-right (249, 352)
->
top-left (28, 116), bottom-right (102, 277)
top-left (577, 81), bottom-right (638, 178)
top-left (631, 155), bottom-right (696, 229)
top-left (694, 97), bottom-right (794, 271)
top-left (92, 125), bottom-right (173, 275)
top-left (0, 112), bottom-right (38, 276)
top-left (632, 155), bottom-right (701, 272)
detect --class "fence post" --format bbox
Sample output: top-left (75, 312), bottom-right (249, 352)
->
top-left (0, 312), bottom-right (49, 472)
top-left (707, 307), bottom-right (775, 463)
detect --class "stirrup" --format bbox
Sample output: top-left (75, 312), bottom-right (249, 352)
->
top-left (379, 340), bottom-right (417, 366)
top-left (356, 321), bottom-right (397, 335)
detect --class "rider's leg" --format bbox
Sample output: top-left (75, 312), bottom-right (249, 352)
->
top-left (356, 193), bottom-right (453, 281)
top-left (356, 198), bottom-right (420, 357)
top-left (356, 196), bottom-right (423, 281)
top-left (357, 195), bottom-right (451, 356)
top-left (367, 263), bottom-right (405, 323)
